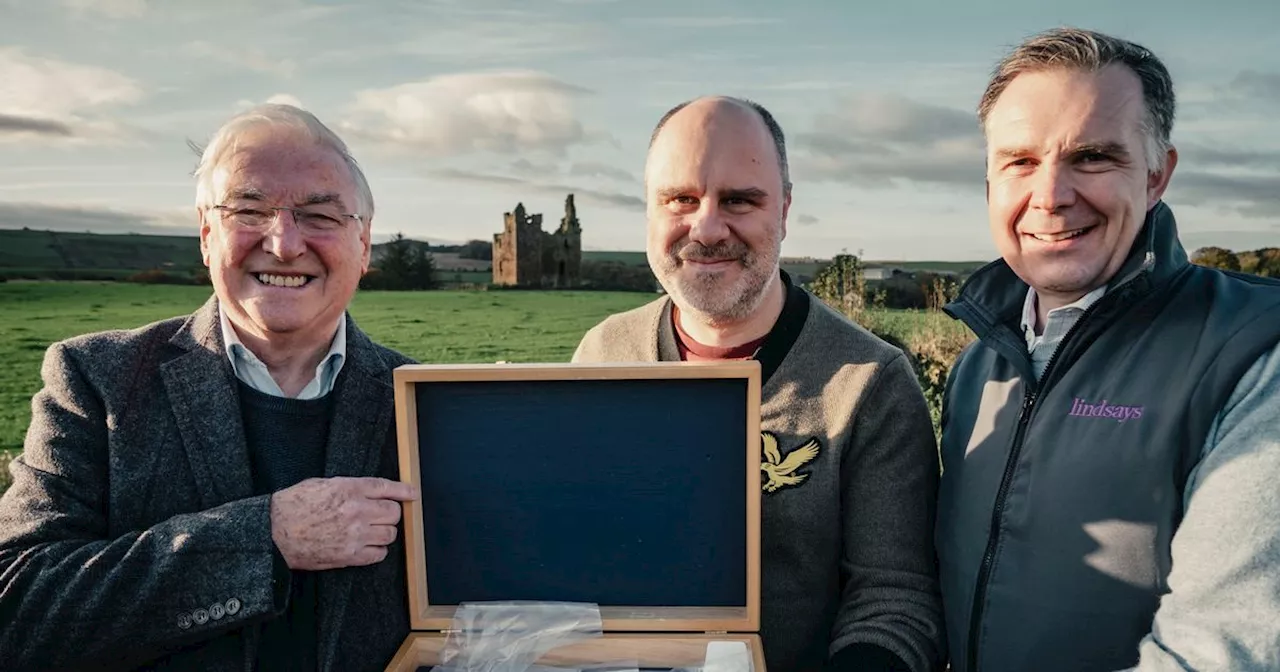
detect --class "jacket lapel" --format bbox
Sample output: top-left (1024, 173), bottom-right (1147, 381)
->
top-left (317, 316), bottom-right (399, 670)
top-left (160, 297), bottom-right (254, 509)
top-left (655, 298), bottom-right (680, 362)
top-left (163, 300), bottom-right (402, 669)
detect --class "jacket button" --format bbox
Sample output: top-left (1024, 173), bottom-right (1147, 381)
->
top-left (226, 597), bottom-right (241, 615)
top-left (210, 603), bottom-right (226, 620)
top-left (193, 608), bottom-right (209, 625)
top-left (177, 613), bottom-right (192, 630)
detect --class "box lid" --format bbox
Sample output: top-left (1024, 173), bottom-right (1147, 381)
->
top-left (393, 361), bottom-right (761, 634)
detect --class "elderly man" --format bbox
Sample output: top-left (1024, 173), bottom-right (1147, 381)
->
top-left (573, 96), bottom-right (946, 672)
top-left (937, 27), bottom-right (1280, 672)
top-left (0, 104), bottom-right (417, 671)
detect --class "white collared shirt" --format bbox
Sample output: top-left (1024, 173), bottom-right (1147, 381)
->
top-left (1020, 285), bottom-right (1107, 381)
top-left (219, 304), bottom-right (347, 399)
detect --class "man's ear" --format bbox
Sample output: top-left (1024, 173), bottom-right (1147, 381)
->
top-left (198, 207), bottom-right (212, 267)
top-left (1147, 146), bottom-right (1179, 209)
top-left (780, 186), bottom-right (792, 241)
top-left (359, 218), bottom-right (373, 275)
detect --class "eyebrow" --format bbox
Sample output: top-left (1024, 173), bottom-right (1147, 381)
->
top-left (226, 187), bottom-right (266, 201)
top-left (993, 141), bottom-right (1132, 161)
top-left (655, 186), bottom-right (693, 201)
top-left (299, 192), bottom-right (343, 208)
top-left (223, 188), bottom-right (345, 209)
top-left (1068, 142), bottom-right (1130, 160)
top-left (654, 186), bottom-right (771, 201)
top-left (720, 187), bottom-right (769, 201)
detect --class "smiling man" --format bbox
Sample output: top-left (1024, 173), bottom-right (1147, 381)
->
top-left (0, 104), bottom-right (418, 671)
top-left (936, 28), bottom-right (1280, 672)
top-left (573, 96), bottom-right (947, 672)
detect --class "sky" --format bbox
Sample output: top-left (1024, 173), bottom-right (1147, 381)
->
top-left (1, 0), bottom-right (1278, 260)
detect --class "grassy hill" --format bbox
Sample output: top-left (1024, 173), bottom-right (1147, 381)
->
top-left (0, 228), bottom-right (990, 282)
top-left (0, 228), bottom-right (204, 279)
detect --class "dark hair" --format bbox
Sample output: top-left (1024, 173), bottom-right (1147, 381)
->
top-left (978, 27), bottom-right (1176, 168)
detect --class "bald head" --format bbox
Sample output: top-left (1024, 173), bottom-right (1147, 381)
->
top-left (646, 96), bottom-right (790, 195)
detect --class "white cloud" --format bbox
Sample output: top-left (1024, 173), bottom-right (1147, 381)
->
top-left (569, 161), bottom-right (635, 183)
top-left (0, 47), bottom-right (143, 143)
top-left (0, 201), bottom-right (194, 235)
top-left (265, 93), bottom-right (303, 108)
top-left (430, 169), bottom-right (644, 211)
top-left (398, 26), bottom-right (593, 62)
top-left (184, 41), bottom-right (296, 77)
top-left (793, 93), bottom-right (984, 188)
top-left (812, 92), bottom-right (978, 144)
top-left (340, 71), bottom-right (602, 157)
top-left (62, 0), bottom-right (146, 19)
top-left (234, 93), bottom-right (305, 111)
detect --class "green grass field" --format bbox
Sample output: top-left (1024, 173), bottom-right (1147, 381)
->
top-left (0, 282), bottom-right (662, 454)
top-left (0, 281), bottom-right (972, 494)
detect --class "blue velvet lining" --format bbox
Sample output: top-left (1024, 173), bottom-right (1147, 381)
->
top-left (415, 377), bottom-right (749, 607)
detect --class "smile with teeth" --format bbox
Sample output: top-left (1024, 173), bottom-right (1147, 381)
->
top-left (1030, 226), bottom-right (1094, 243)
top-left (255, 273), bottom-right (313, 288)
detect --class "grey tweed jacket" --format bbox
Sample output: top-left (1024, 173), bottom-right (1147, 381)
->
top-left (0, 296), bottom-right (417, 671)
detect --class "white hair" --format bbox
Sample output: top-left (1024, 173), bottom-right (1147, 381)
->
top-left (191, 103), bottom-right (374, 220)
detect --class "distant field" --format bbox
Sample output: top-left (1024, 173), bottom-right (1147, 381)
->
top-left (430, 252), bottom-right (489, 272)
top-left (0, 282), bottom-right (659, 456)
top-left (0, 229), bottom-right (204, 277)
top-left (583, 250), bottom-right (647, 265)
top-left (434, 269), bottom-right (491, 285)
top-left (0, 281), bottom-right (962, 465)
top-left (869, 260), bottom-right (991, 274)
top-left (0, 227), bottom-right (991, 284)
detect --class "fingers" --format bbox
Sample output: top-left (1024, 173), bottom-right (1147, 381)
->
top-left (351, 477), bottom-right (419, 502)
top-left (367, 523), bottom-right (399, 547)
top-left (368, 499), bottom-right (404, 525)
top-left (352, 544), bottom-right (389, 567)
top-left (349, 525), bottom-right (397, 566)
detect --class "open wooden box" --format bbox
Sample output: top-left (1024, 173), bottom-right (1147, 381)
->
top-left (385, 361), bottom-right (764, 672)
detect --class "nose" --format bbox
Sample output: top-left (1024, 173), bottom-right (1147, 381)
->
top-left (1028, 161), bottom-right (1076, 212)
top-left (261, 209), bottom-right (307, 260)
top-left (686, 199), bottom-right (731, 246)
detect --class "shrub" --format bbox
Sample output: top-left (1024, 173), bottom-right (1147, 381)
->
top-left (578, 260), bottom-right (658, 292)
top-left (363, 233), bottom-right (438, 290)
top-left (853, 309), bottom-right (975, 443)
top-left (1191, 246), bottom-right (1240, 272)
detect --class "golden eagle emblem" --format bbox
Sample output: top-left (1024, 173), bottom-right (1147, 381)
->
top-left (761, 432), bottom-right (821, 493)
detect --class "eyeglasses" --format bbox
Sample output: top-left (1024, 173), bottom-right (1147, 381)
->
top-left (212, 204), bottom-right (362, 235)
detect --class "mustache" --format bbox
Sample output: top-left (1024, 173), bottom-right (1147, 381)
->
top-left (671, 240), bottom-right (748, 262)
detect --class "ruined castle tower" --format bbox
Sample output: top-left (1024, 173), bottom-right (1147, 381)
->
top-left (546, 194), bottom-right (583, 288)
top-left (492, 202), bottom-right (544, 286)
top-left (491, 195), bottom-right (583, 288)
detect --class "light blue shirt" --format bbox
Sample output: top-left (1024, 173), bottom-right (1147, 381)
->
top-left (1020, 285), bottom-right (1107, 380)
top-left (1022, 287), bottom-right (1280, 672)
top-left (218, 304), bottom-right (346, 399)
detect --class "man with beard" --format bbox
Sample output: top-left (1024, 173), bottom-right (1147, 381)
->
top-left (572, 96), bottom-right (946, 672)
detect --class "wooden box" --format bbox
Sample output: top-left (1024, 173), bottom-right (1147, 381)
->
top-left (385, 361), bottom-right (765, 672)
